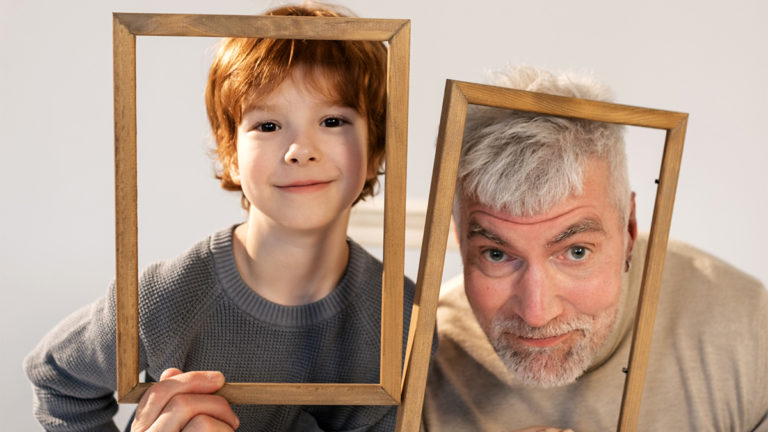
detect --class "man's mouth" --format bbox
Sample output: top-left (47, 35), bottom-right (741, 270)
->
top-left (512, 331), bottom-right (578, 348)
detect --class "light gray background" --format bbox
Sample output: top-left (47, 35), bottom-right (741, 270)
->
top-left (2, 0), bottom-right (766, 428)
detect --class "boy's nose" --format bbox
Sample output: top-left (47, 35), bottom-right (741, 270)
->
top-left (284, 142), bottom-right (318, 165)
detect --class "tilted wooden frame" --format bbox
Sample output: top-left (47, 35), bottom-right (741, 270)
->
top-left (395, 80), bottom-right (688, 431)
top-left (113, 13), bottom-right (410, 405)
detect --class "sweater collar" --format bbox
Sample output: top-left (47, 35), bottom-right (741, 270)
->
top-left (209, 225), bottom-right (363, 327)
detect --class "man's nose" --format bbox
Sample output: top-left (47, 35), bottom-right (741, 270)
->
top-left (284, 133), bottom-right (319, 165)
top-left (514, 263), bottom-right (563, 328)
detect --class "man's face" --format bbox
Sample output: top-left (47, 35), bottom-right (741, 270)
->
top-left (457, 159), bottom-right (635, 387)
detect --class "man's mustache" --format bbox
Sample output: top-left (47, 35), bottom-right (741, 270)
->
top-left (491, 314), bottom-right (593, 340)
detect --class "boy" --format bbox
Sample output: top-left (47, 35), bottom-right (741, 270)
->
top-left (24, 4), bottom-right (413, 431)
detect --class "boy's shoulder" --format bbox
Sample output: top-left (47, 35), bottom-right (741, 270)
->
top-left (344, 237), bottom-right (416, 291)
top-left (137, 227), bottom-right (232, 344)
top-left (139, 229), bottom-right (227, 301)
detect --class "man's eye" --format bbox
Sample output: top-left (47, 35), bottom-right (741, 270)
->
top-left (482, 249), bottom-right (507, 263)
top-left (566, 246), bottom-right (590, 261)
top-left (321, 117), bottom-right (347, 128)
top-left (255, 122), bottom-right (280, 132)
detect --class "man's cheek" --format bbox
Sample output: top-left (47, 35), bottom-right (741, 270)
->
top-left (465, 280), bottom-right (505, 332)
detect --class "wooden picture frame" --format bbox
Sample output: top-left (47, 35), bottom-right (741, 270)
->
top-left (113, 12), bottom-right (410, 405)
top-left (395, 80), bottom-right (688, 431)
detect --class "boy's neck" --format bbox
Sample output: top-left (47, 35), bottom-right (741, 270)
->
top-left (231, 213), bottom-right (351, 306)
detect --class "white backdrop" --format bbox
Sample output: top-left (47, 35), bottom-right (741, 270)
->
top-left (2, 0), bottom-right (766, 428)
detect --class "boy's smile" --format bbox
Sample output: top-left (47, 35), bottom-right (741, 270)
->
top-left (232, 67), bottom-right (371, 234)
top-left (276, 179), bottom-right (333, 193)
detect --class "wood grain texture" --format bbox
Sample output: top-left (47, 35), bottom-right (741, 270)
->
top-left (617, 119), bottom-right (687, 431)
top-left (380, 21), bottom-right (410, 403)
top-left (456, 81), bottom-right (687, 129)
top-left (111, 13), bottom-right (412, 406)
top-left (396, 81), bottom-right (468, 431)
top-left (113, 13), bottom-right (408, 40)
top-left (119, 383), bottom-right (399, 405)
top-left (113, 14), bottom-right (139, 403)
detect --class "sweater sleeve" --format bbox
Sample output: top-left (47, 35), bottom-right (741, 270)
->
top-left (22, 235), bottom-right (215, 431)
top-left (23, 284), bottom-right (127, 431)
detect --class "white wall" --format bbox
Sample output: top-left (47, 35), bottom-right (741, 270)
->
top-left (2, 0), bottom-right (766, 428)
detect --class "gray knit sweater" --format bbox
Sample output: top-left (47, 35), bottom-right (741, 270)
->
top-left (24, 226), bottom-right (415, 431)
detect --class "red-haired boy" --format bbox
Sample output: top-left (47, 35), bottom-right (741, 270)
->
top-left (25, 4), bottom-right (413, 431)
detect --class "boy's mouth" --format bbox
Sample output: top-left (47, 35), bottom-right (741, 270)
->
top-left (276, 180), bottom-right (332, 192)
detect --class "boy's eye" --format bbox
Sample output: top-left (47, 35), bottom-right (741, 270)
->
top-left (321, 117), bottom-right (347, 128)
top-left (566, 246), bottom-right (590, 261)
top-left (255, 122), bottom-right (280, 132)
top-left (482, 248), bottom-right (508, 263)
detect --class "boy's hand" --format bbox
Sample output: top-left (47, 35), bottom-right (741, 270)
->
top-left (131, 368), bottom-right (240, 431)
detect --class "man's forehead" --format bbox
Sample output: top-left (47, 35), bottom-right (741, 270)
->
top-left (461, 191), bottom-right (612, 243)
top-left (464, 199), bottom-right (595, 226)
top-left (466, 212), bottom-right (606, 246)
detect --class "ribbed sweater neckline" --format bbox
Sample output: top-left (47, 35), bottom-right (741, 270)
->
top-left (209, 226), bottom-right (359, 328)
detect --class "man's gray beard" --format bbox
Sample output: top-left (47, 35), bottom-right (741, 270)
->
top-left (490, 306), bottom-right (618, 388)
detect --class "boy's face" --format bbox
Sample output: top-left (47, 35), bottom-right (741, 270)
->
top-left (232, 69), bottom-right (371, 233)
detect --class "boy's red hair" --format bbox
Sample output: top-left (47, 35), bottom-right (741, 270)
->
top-left (205, 4), bottom-right (388, 208)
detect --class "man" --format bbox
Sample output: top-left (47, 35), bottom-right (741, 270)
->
top-left (422, 66), bottom-right (768, 431)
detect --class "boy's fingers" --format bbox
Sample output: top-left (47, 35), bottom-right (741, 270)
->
top-left (133, 370), bottom-right (227, 430)
top-left (148, 394), bottom-right (239, 431)
top-left (183, 413), bottom-right (238, 432)
top-left (160, 367), bottom-right (184, 380)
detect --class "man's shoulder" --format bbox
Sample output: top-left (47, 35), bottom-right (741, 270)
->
top-left (636, 237), bottom-right (768, 429)
top-left (665, 238), bottom-right (762, 285)
top-left (660, 237), bottom-right (766, 314)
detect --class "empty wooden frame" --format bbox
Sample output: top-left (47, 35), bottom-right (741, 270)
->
top-left (113, 12), bottom-right (410, 405)
top-left (395, 80), bottom-right (687, 431)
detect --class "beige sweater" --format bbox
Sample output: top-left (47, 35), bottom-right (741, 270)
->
top-left (423, 236), bottom-right (768, 431)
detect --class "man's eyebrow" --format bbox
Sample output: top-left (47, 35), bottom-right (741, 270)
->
top-left (466, 221), bottom-right (507, 246)
top-left (547, 218), bottom-right (605, 247)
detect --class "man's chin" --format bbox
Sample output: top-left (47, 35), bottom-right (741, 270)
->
top-left (496, 347), bottom-right (591, 388)
top-left (488, 306), bottom-right (619, 388)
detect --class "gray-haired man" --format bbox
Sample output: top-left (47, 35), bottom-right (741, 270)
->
top-left (423, 66), bottom-right (768, 431)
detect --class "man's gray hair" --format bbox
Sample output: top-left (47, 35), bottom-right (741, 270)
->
top-left (456, 65), bottom-right (630, 223)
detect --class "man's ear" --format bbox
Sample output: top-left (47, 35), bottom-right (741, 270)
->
top-left (625, 192), bottom-right (638, 259)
